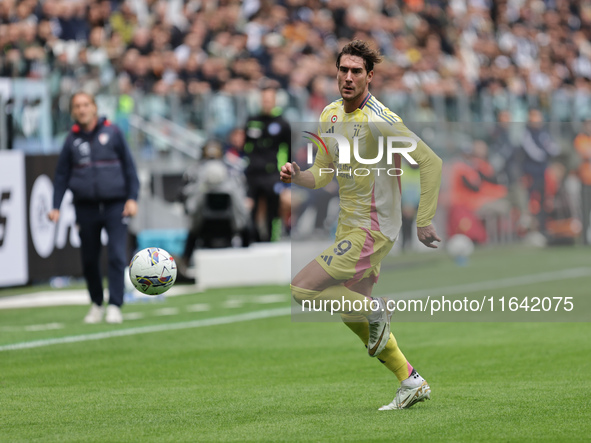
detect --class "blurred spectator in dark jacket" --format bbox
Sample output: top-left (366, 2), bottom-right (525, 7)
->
top-left (490, 110), bottom-right (531, 231)
top-left (521, 109), bottom-right (561, 233)
top-left (243, 80), bottom-right (291, 242)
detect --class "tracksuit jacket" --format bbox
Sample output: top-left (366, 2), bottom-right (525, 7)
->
top-left (53, 116), bottom-right (139, 209)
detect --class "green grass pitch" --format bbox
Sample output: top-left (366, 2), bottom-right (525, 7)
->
top-left (1, 246), bottom-right (590, 441)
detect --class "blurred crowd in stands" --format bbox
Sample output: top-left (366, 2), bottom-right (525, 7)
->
top-left (2, 0), bottom-right (591, 247)
top-left (3, 0), bottom-right (591, 123)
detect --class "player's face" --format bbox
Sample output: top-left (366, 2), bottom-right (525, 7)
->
top-left (71, 94), bottom-right (98, 128)
top-left (337, 55), bottom-right (373, 105)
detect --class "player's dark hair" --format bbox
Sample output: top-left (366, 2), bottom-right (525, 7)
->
top-left (336, 40), bottom-right (383, 73)
top-left (69, 91), bottom-right (96, 110)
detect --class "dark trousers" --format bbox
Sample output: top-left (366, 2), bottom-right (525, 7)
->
top-left (529, 173), bottom-right (547, 232)
top-left (75, 200), bottom-right (128, 307)
top-left (247, 174), bottom-right (280, 242)
top-left (523, 163), bottom-right (547, 233)
top-left (401, 213), bottom-right (414, 250)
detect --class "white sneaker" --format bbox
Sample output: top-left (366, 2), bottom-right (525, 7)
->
top-left (379, 370), bottom-right (431, 410)
top-left (84, 304), bottom-right (104, 324)
top-left (105, 305), bottom-right (123, 324)
top-left (367, 297), bottom-right (393, 357)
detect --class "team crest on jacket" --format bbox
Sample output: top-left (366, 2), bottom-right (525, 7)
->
top-left (98, 133), bottom-right (109, 145)
top-left (331, 115), bottom-right (337, 123)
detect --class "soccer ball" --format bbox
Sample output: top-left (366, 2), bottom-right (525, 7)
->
top-left (128, 248), bottom-right (177, 295)
top-left (446, 234), bottom-right (474, 266)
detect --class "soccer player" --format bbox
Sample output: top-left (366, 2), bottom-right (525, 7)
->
top-left (280, 40), bottom-right (442, 410)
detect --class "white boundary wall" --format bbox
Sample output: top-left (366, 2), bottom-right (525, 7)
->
top-left (194, 242), bottom-right (291, 289)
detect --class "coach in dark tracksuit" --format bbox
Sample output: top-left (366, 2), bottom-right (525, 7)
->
top-left (48, 92), bottom-right (139, 324)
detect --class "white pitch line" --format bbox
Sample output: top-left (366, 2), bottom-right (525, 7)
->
top-left (0, 285), bottom-right (199, 310)
top-left (24, 323), bottom-right (64, 332)
top-left (186, 303), bottom-right (210, 312)
top-left (388, 267), bottom-right (591, 300)
top-left (253, 294), bottom-right (289, 304)
top-left (0, 307), bottom-right (291, 352)
top-left (224, 299), bottom-right (245, 308)
top-left (2, 268), bottom-right (587, 351)
top-left (0, 323), bottom-right (65, 332)
top-left (122, 312), bottom-right (145, 320)
top-left (153, 307), bottom-right (180, 316)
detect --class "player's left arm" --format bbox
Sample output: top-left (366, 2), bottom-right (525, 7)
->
top-left (408, 136), bottom-right (442, 248)
top-left (408, 138), bottom-right (442, 223)
top-left (379, 115), bottom-right (443, 247)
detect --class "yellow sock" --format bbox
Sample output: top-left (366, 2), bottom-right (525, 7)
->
top-left (341, 313), bottom-right (412, 382)
top-left (341, 312), bottom-right (369, 341)
top-left (376, 333), bottom-right (413, 382)
top-left (291, 285), bottom-right (373, 315)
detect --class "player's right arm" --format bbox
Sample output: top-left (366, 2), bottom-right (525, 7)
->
top-left (280, 162), bottom-right (314, 188)
top-left (280, 104), bottom-right (337, 189)
top-left (280, 153), bottom-right (335, 190)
